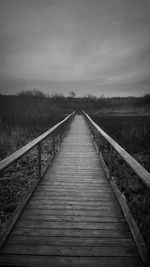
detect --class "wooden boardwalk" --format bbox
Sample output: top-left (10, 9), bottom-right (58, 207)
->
top-left (0, 115), bottom-right (143, 266)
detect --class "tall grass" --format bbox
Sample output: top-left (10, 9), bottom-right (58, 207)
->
top-left (92, 115), bottom-right (150, 171)
top-left (0, 91), bottom-right (73, 160)
top-left (1, 91), bottom-right (150, 235)
top-left (91, 113), bottom-right (150, 241)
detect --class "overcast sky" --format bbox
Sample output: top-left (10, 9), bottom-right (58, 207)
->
top-left (0, 0), bottom-right (150, 97)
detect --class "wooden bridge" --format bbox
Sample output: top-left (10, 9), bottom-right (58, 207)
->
top-left (0, 113), bottom-right (149, 267)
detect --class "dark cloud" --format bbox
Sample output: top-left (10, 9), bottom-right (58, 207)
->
top-left (0, 0), bottom-right (150, 96)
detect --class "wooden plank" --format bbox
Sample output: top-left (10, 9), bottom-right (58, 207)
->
top-left (12, 227), bottom-right (132, 238)
top-left (27, 200), bottom-right (120, 206)
top-left (35, 190), bottom-right (110, 196)
top-left (35, 189), bottom-right (113, 193)
top-left (30, 194), bottom-right (118, 199)
top-left (16, 221), bottom-right (130, 230)
top-left (44, 176), bottom-right (106, 179)
top-left (35, 187), bottom-right (113, 191)
top-left (42, 179), bottom-right (108, 183)
top-left (44, 169), bottom-right (106, 173)
top-left (38, 185), bottom-right (111, 189)
top-left (40, 182), bottom-right (110, 187)
top-left (22, 208), bottom-right (123, 216)
top-left (1, 244), bottom-right (138, 257)
top-left (29, 202), bottom-right (119, 208)
top-left (31, 195), bottom-right (117, 201)
top-left (0, 255), bottom-right (143, 267)
top-left (33, 190), bottom-right (115, 195)
top-left (42, 180), bottom-right (109, 183)
top-left (20, 214), bottom-right (126, 223)
top-left (5, 235), bottom-right (136, 247)
top-left (42, 177), bottom-right (109, 180)
top-left (42, 176), bottom-right (108, 180)
top-left (31, 199), bottom-right (117, 206)
top-left (27, 203), bottom-right (120, 210)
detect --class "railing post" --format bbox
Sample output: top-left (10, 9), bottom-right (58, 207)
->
top-left (97, 134), bottom-right (100, 154)
top-left (109, 144), bottom-right (113, 179)
top-left (98, 133), bottom-right (103, 155)
top-left (38, 143), bottom-right (41, 179)
top-left (90, 125), bottom-right (93, 139)
top-left (52, 135), bottom-right (56, 154)
top-left (59, 128), bottom-right (62, 144)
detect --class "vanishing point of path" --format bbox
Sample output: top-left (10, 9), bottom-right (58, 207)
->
top-left (0, 115), bottom-right (142, 266)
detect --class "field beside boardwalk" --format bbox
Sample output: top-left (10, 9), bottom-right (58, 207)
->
top-left (91, 112), bottom-right (150, 242)
top-left (0, 91), bottom-right (150, 241)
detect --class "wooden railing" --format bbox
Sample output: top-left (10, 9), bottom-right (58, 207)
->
top-left (83, 112), bottom-right (150, 189)
top-left (83, 111), bottom-right (150, 266)
top-left (0, 112), bottom-right (75, 177)
top-left (0, 111), bottom-right (75, 248)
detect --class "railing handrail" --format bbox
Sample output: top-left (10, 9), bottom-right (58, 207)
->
top-left (83, 111), bottom-right (150, 190)
top-left (0, 111), bottom-right (75, 173)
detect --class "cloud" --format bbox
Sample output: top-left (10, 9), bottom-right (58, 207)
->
top-left (0, 0), bottom-right (150, 96)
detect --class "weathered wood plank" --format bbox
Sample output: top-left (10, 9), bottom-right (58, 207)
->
top-left (23, 208), bottom-right (123, 216)
top-left (27, 200), bottom-right (120, 206)
top-left (32, 190), bottom-right (115, 196)
top-left (30, 193), bottom-right (118, 200)
top-left (29, 198), bottom-right (119, 204)
top-left (27, 203), bottom-right (120, 210)
top-left (1, 244), bottom-right (138, 257)
top-left (16, 221), bottom-right (130, 230)
top-left (35, 186), bottom-right (113, 191)
top-left (4, 235), bottom-right (136, 247)
top-left (0, 255), bottom-right (143, 267)
top-left (33, 190), bottom-right (114, 195)
top-left (40, 182), bottom-right (110, 187)
top-left (20, 214), bottom-right (126, 223)
top-left (30, 195), bottom-right (117, 201)
top-left (38, 187), bottom-right (113, 192)
top-left (11, 227), bottom-right (132, 238)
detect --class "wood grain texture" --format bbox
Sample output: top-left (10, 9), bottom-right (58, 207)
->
top-left (0, 255), bottom-right (142, 267)
top-left (0, 115), bottom-right (143, 267)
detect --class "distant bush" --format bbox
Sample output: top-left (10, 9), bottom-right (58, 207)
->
top-left (142, 94), bottom-right (150, 105)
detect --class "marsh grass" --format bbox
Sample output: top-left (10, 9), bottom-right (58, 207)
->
top-left (92, 114), bottom-right (150, 242)
top-left (0, 91), bottom-right (72, 229)
top-left (1, 92), bottom-right (150, 236)
top-left (0, 92), bottom-right (71, 160)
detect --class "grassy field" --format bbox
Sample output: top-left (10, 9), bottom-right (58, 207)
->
top-left (0, 92), bottom-right (73, 160)
top-left (0, 91), bottom-right (150, 240)
top-left (91, 112), bottom-right (150, 242)
top-left (0, 91), bottom-right (74, 228)
top-left (91, 113), bottom-right (150, 171)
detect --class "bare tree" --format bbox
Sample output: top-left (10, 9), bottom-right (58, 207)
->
top-left (69, 91), bottom-right (76, 98)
